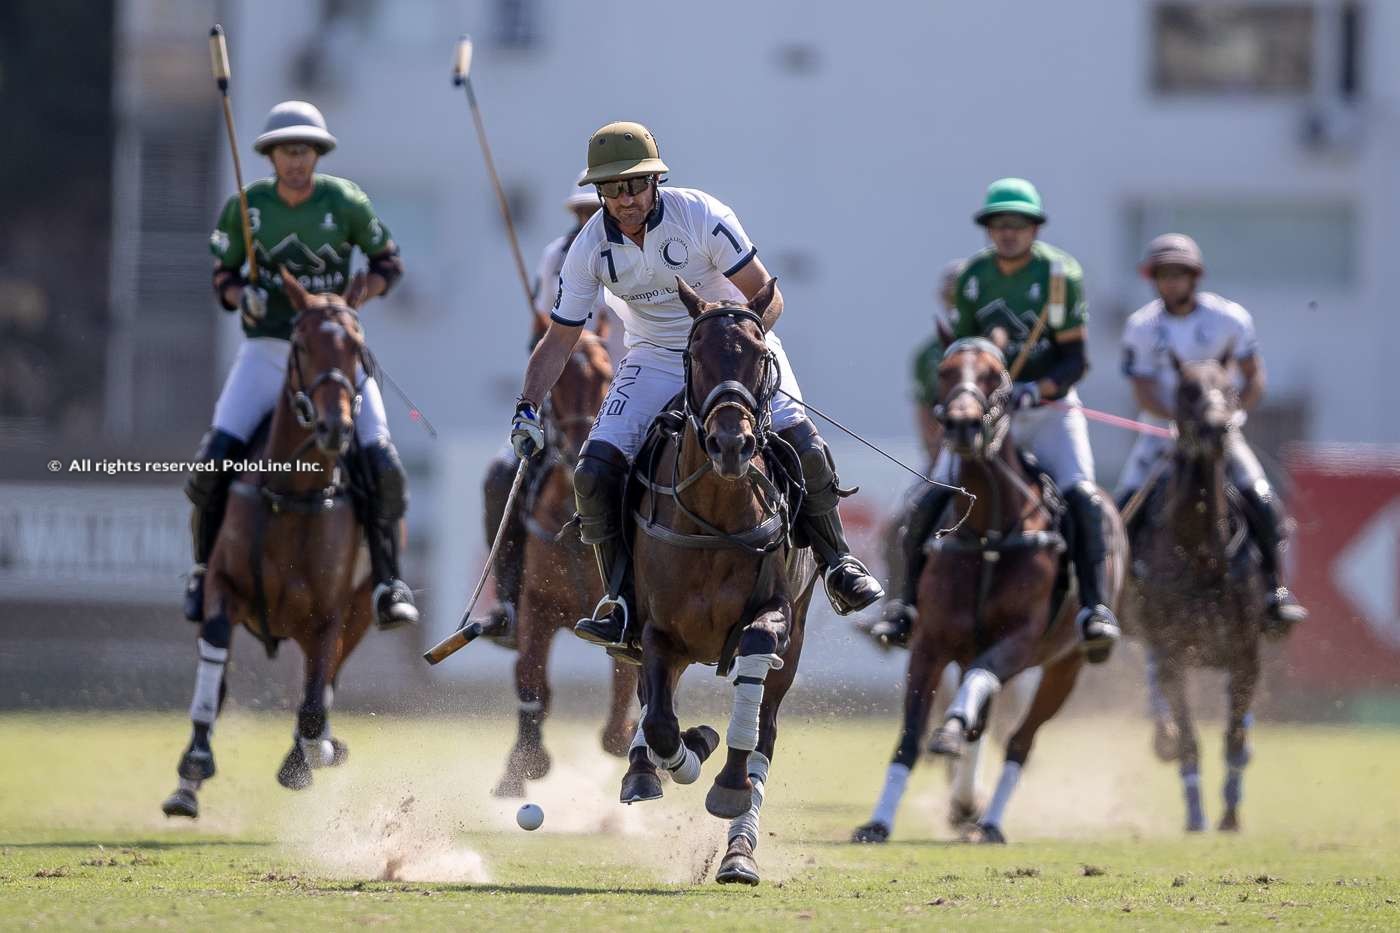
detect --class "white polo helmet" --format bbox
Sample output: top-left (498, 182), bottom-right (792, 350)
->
top-left (254, 101), bottom-right (337, 155)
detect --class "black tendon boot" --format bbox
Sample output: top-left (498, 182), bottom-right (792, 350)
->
top-left (867, 482), bottom-right (953, 648)
top-left (362, 440), bottom-right (418, 629)
top-left (570, 441), bottom-right (639, 661)
top-left (1064, 481), bottom-right (1122, 664)
top-left (183, 429), bottom-right (247, 621)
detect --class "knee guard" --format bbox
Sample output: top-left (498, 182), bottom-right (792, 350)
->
top-left (364, 440), bottom-right (408, 523)
top-left (779, 418), bottom-right (843, 515)
top-left (185, 429), bottom-right (247, 509)
top-left (573, 440), bottom-right (629, 546)
top-left (1064, 480), bottom-right (1111, 607)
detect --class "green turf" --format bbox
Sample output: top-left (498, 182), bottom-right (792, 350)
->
top-left (2, 711), bottom-right (1398, 930)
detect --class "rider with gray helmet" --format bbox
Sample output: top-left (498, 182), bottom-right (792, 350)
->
top-left (186, 100), bottom-right (417, 630)
top-left (1118, 233), bottom-right (1307, 629)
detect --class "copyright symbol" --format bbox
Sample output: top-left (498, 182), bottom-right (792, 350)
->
top-left (47, 459), bottom-right (62, 473)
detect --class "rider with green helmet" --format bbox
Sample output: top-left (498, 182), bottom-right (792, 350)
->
top-left (876, 178), bottom-right (1121, 661)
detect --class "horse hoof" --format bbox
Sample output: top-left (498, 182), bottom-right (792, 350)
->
top-left (928, 723), bottom-right (964, 759)
top-left (972, 822), bottom-right (1006, 844)
top-left (620, 768), bottom-right (664, 804)
top-left (850, 821), bottom-right (890, 844)
top-left (1186, 819), bottom-right (1206, 833)
top-left (705, 780), bottom-right (753, 820)
top-left (161, 788), bottom-right (199, 819)
top-left (948, 799), bottom-right (981, 832)
top-left (715, 837), bottom-right (760, 885)
top-left (1152, 720), bottom-right (1181, 762)
top-left (492, 773), bottom-right (525, 798)
top-left (328, 738), bottom-right (349, 768)
top-left (683, 725), bottom-right (721, 763)
top-left (277, 745), bottom-right (313, 791)
top-left (177, 746), bottom-right (215, 782)
top-left (1218, 811), bottom-right (1240, 833)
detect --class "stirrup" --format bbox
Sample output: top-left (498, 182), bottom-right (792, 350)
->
top-left (823, 556), bottom-right (884, 616)
top-left (574, 594), bottom-right (632, 646)
top-left (373, 580), bottom-right (420, 630)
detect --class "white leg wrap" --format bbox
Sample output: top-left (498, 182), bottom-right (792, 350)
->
top-left (945, 668), bottom-right (1002, 731)
top-left (629, 706), bottom-right (648, 753)
top-left (298, 720), bottom-right (333, 768)
top-left (648, 741), bottom-right (702, 785)
top-left (870, 761), bottom-right (911, 829)
top-left (188, 639), bottom-right (228, 728)
top-left (981, 761), bottom-right (1022, 828)
top-left (727, 653), bottom-right (783, 752)
top-left (728, 751), bottom-right (771, 848)
top-left (952, 735), bottom-right (983, 807)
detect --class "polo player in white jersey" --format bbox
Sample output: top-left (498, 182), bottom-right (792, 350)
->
top-left (1118, 233), bottom-right (1307, 629)
top-left (509, 121), bottom-right (883, 656)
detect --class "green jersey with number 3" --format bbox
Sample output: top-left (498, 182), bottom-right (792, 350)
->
top-left (952, 241), bottom-right (1086, 384)
top-left (210, 174), bottom-right (392, 340)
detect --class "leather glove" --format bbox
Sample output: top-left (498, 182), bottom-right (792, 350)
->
top-left (510, 401), bottom-right (544, 459)
top-left (239, 286), bottom-right (268, 328)
top-left (1010, 381), bottom-right (1042, 411)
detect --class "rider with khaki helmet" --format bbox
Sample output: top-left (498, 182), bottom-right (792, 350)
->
top-left (1119, 233), bottom-right (1307, 628)
top-left (510, 121), bottom-right (884, 658)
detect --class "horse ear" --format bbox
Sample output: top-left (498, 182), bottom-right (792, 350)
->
top-left (531, 310), bottom-right (548, 339)
top-left (1169, 350), bottom-right (1184, 374)
top-left (281, 266), bottom-right (310, 310)
top-left (748, 277), bottom-right (778, 329)
top-left (593, 306), bottom-right (611, 341)
top-left (343, 271), bottom-right (369, 309)
top-left (676, 276), bottom-right (705, 319)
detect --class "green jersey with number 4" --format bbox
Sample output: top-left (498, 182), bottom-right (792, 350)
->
top-left (952, 241), bottom-right (1086, 384)
top-left (210, 174), bottom-right (392, 340)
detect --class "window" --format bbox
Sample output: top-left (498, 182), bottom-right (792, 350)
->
top-left (1152, 3), bottom-right (1314, 94)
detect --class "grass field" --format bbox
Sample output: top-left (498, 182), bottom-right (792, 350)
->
top-left (2, 710), bottom-right (1399, 930)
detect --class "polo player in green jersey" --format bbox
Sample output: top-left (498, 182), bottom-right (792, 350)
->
top-left (877, 178), bottom-right (1121, 661)
top-left (184, 100), bottom-right (417, 630)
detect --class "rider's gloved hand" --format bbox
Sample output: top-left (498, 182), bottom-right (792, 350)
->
top-left (1010, 381), bottom-right (1042, 411)
top-left (238, 286), bottom-right (268, 328)
top-left (510, 400), bottom-right (544, 459)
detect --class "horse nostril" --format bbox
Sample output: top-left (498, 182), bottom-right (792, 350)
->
top-left (740, 435), bottom-right (756, 461)
top-left (705, 434), bottom-right (724, 461)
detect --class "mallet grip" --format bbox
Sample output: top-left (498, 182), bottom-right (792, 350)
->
top-left (209, 25), bottom-right (231, 90)
top-left (452, 35), bottom-right (474, 86)
top-left (423, 621), bottom-right (484, 666)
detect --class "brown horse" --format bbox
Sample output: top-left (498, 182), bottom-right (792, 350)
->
top-left (615, 278), bottom-right (816, 886)
top-left (853, 338), bottom-right (1126, 844)
top-left (1122, 350), bottom-right (1266, 832)
top-left (162, 270), bottom-right (380, 818)
top-left (492, 311), bottom-right (639, 797)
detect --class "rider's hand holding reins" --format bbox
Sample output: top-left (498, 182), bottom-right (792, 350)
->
top-left (1010, 380), bottom-right (1042, 410)
top-left (238, 286), bottom-right (268, 328)
top-left (511, 400), bottom-right (544, 459)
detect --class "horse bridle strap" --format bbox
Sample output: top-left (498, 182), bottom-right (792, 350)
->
top-left (683, 305), bottom-right (779, 437)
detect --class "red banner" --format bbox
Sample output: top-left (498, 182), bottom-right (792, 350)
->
top-left (1286, 445), bottom-right (1400, 688)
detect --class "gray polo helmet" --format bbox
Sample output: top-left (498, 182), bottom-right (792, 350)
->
top-left (1140, 233), bottom-right (1204, 275)
top-left (253, 101), bottom-right (337, 155)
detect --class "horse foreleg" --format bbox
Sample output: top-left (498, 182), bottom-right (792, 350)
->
top-left (602, 658), bottom-right (640, 758)
top-left (278, 620), bottom-right (336, 791)
top-left (162, 602), bottom-right (235, 819)
top-left (623, 638), bottom-right (692, 804)
top-left (1157, 653), bottom-right (1204, 831)
top-left (1219, 643), bottom-right (1260, 832)
top-left (709, 604), bottom-right (787, 821)
top-left (493, 586), bottom-right (554, 798)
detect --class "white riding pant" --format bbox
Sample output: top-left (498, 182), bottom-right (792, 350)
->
top-left (1116, 427), bottom-right (1266, 496)
top-left (932, 390), bottom-right (1095, 489)
top-left (587, 334), bottom-right (806, 459)
top-left (210, 337), bottom-right (389, 446)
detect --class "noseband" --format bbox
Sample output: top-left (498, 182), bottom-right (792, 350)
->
top-left (288, 306), bottom-right (365, 431)
top-left (934, 338), bottom-right (1012, 456)
top-left (682, 306), bottom-right (780, 445)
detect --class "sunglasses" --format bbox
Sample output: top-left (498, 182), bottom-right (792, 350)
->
top-left (595, 176), bottom-right (653, 198)
top-left (985, 216), bottom-right (1034, 232)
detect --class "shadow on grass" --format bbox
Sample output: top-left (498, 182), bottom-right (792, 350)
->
top-left (0, 839), bottom-right (272, 850)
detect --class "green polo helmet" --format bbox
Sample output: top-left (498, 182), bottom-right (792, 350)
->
top-left (974, 177), bottom-right (1046, 225)
top-left (578, 121), bottom-right (669, 185)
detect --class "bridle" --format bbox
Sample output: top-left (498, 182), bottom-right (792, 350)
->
top-left (934, 337), bottom-right (1013, 458)
top-left (286, 303), bottom-right (366, 437)
top-left (682, 305), bottom-right (780, 449)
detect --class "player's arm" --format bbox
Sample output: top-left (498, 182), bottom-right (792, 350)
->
top-left (1237, 354), bottom-right (1265, 412)
top-left (728, 255), bottom-right (784, 330)
top-left (1131, 376), bottom-right (1174, 421)
top-left (364, 243), bottom-right (402, 300)
top-left (209, 197), bottom-right (246, 310)
top-left (346, 185), bottom-right (401, 301)
top-left (1036, 325), bottom-right (1087, 399)
top-left (520, 319), bottom-right (585, 407)
top-left (522, 238), bottom-right (598, 404)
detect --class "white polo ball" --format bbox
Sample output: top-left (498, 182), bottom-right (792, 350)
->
top-left (516, 803), bottom-right (544, 831)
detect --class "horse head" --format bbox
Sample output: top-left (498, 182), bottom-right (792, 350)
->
top-left (282, 267), bottom-right (367, 456)
top-left (538, 308), bottom-right (614, 464)
top-left (935, 337), bottom-right (1012, 459)
top-left (1171, 344), bottom-right (1237, 462)
top-left (676, 276), bottom-right (779, 480)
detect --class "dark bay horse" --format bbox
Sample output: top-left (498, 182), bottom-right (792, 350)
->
top-left (162, 270), bottom-right (379, 818)
top-left (493, 311), bottom-right (639, 797)
top-left (853, 338), bottom-right (1126, 844)
top-left (1122, 350), bottom-right (1267, 832)
top-left (617, 278), bottom-right (817, 886)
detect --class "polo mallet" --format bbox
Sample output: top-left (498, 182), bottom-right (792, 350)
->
top-left (423, 459), bottom-right (529, 665)
top-left (452, 35), bottom-right (536, 315)
top-left (209, 25), bottom-right (258, 286)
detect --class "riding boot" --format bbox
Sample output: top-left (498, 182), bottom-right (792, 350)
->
top-left (183, 429), bottom-right (247, 621)
top-left (868, 483), bottom-right (953, 647)
top-left (571, 441), bottom-right (639, 658)
top-left (778, 419), bottom-right (884, 615)
top-left (478, 455), bottom-right (527, 645)
top-left (1235, 474), bottom-right (1308, 632)
top-left (360, 439), bottom-right (419, 630)
top-left (1064, 481), bottom-right (1122, 664)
